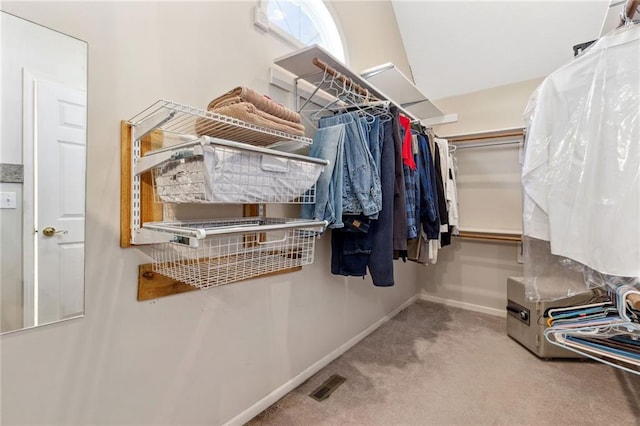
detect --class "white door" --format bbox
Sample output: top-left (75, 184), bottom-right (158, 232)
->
top-left (36, 80), bottom-right (86, 325)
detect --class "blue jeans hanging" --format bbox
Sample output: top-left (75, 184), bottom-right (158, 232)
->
top-left (300, 123), bottom-right (345, 228)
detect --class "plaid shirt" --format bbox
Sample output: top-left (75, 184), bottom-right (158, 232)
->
top-left (404, 163), bottom-right (418, 239)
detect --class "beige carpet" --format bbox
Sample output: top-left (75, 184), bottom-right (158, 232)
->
top-left (248, 300), bottom-right (640, 426)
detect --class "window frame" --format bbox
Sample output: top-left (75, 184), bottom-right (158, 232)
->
top-left (255, 0), bottom-right (347, 64)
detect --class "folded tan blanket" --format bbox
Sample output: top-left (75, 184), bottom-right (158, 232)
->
top-left (207, 87), bottom-right (301, 124)
top-left (196, 102), bottom-right (305, 141)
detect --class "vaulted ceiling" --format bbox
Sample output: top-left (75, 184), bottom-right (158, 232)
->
top-left (392, 1), bottom-right (612, 101)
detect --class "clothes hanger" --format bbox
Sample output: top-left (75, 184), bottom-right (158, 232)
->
top-left (338, 90), bottom-right (385, 123)
top-left (311, 76), bottom-right (378, 122)
top-left (356, 100), bottom-right (392, 122)
top-left (309, 72), bottom-right (350, 120)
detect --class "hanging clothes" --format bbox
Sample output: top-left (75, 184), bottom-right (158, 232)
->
top-left (391, 107), bottom-right (409, 255)
top-left (404, 163), bottom-right (418, 240)
top-left (300, 124), bottom-right (345, 228)
top-left (320, 112), bottom-right (382, 218)
top-left (367, 117), bottom-right (397, 286)
top-left (433, 139), bottom-right (450, 247)
top-left (407, 229), bottom-right (430, 264)
top-left (398, 114), bottom-right (417, 170)
top-left (435, 137), bottom-right (459, 244)
top-left (522, 24), bottom-right (640, 277)
top-left (446, 144), bottom-right (460, 234)
top-left (406, 130), bottom-right (424, 263)
top-left (416, 132), bottom-right (440, 240)
top-left (302, 111), bottom-right (383, 228)
top-left (330, 113), bottom-right (396, 286)
top-left (405, 129), bottom-right (443, 265)
top-left (298, 56), bottom-right (458, 279)
top-left (360, 115), bottom-right (383, 183)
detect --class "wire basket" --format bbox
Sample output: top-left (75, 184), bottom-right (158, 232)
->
top-left (147, 217), bottom-right (325, 289)
top-left (152, 139), bottom-right (325, 204)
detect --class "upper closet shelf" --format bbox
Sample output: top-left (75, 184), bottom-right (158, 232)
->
top-left (127, 100), bottom-right (313, 149)
top-left (274, 44), bottom-right (445, 121)
top-left (360, 63), bottom-right (443, 120)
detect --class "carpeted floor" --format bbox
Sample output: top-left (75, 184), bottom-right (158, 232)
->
top-left (247, 300), bottom-right (640, 426)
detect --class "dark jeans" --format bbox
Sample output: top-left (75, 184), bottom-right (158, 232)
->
top-left (331, 215), bottom-right (373, 277)
top-left (368, 119), bottom-right (395, 286)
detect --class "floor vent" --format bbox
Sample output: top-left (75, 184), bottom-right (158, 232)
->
top-left (309, 374), bottom-right (346, 401)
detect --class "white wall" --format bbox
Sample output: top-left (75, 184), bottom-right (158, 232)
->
top-left (0, 2), bottom-right (419, 425)
top-left (454, 142), bottom-right (522, 234)
top-left (331, 1), bottom-right (412, 77)
top-left (433, 77), bottom-right (543, 136)
top-left (420, 79), bottom-right (543, 313)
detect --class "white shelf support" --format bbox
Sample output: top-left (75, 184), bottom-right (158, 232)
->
top-left (132, 109), bottom-right (176, 142)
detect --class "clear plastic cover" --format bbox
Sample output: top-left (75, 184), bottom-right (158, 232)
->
top-left (521, 25), bottom-right (640, 301)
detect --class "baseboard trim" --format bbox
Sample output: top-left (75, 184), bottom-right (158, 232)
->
top-left (223, 294), bottom-right (418, 426)
top-left (417, 293), bottom-right (506, 318)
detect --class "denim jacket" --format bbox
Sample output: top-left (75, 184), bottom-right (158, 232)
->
top-left (319, 112), bottom-right (382, 217)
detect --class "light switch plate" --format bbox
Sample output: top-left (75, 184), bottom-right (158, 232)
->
top-left (0, 192), bottom-right (17, 209)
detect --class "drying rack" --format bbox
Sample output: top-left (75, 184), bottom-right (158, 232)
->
top-left (121, 100), bottom-right (327, 300)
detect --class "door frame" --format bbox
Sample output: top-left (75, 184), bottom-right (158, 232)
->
top-left (22, 69), bottom-right (37, 328)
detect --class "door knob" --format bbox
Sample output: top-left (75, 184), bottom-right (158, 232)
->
top-left (42, 227), bottom-right (68, 237)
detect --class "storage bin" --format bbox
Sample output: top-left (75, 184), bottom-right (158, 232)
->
top-left (152, 137), bottom-right (326, 204)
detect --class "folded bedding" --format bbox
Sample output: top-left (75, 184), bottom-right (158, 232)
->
top-left (200, 102), bottom-right (305, 137)
top-left (207, 86), bottom-right (301, 124)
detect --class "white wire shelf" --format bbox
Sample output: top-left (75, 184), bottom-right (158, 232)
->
top-left (127, 100), bottom-right (312, 148)
top-left (144, 217), bottom-right (327, 289)
top-left (123, 98), bottom-right (327, 293)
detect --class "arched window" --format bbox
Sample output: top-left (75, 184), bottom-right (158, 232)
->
top-left (257, 0), bottom-right (346, 63)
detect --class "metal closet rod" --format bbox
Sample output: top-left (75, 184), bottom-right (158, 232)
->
top-left (454, 140), bottom-right (522, 150)
top-left (445, 128), bottom-right (525, 150)
top-left (312, 57), bottom-right (373, 99)
top-left (446, 128), bottom-right (525, 143)
top-left (456, 231), bottom-right (521, 242)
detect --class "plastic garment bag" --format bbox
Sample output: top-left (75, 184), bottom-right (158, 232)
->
top-left (522, 24), bottom-right (640, 300)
